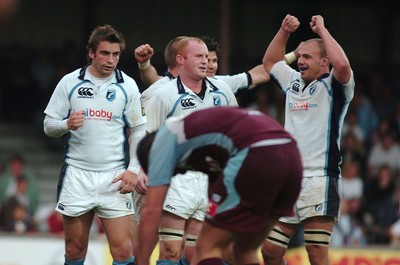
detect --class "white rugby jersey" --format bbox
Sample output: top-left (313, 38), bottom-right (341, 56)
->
top-left (141, 72), bottom-right (175, 108)
top-left (270, 61), bottom-right (355, 178)
top-left (44, 66), bottom-right (147, 171)
top-left (213, 72), bottom-right (250, 94)
top-left (145, 77), bottom-right (238, 132)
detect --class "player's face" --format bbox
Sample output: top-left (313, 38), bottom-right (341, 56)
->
top-left (206, 51), bottom-right (218, 78)
top-left (297, 41), bottom-right (327, 82)
top-left (182, 40), bottom-right (208, 81)
top-left (88, 41), bottom-right (121, 78)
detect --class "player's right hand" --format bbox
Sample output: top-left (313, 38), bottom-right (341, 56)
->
top-left (282, 14), bottom-right (300, 33)
top-left (67, 110), bottom-right (85, 130)
top-left (134, 44), bottom-right (154, 63)
top-left (135, 169), bottom-right (148, 194)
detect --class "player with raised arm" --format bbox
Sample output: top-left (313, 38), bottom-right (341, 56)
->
top-left (261, 14), bottom-right (355, 265)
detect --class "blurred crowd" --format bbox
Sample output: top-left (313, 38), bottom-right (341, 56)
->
top-left (0, 42), bottom-right (400, 248)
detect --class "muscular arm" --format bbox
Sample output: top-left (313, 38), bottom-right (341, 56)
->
top-left (135, 44), bottom-right (162, 87)
top-left (263, 14), bottom-right (300, 74)
top-left (247, 49), bottom-right (302, 89)
top-left (310, 15), bottom-right (352, 84)
top-left (139, 64), bottom-right (162, 87)
top-left (137, 185), bottom-right (168, 265)
top-left (247, 64), bottom-right (270, 89)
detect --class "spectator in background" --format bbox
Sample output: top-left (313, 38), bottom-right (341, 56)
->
top-left (247, 87), bottom-right (280, 121)
top-left (47, 210), bottom-right (64, 235)
top-left (0, 175), bottom-right (37, 233)
top-left (331, 198), bottom-right (366, 247)
top-left (341, 110), bottom-right (365, 145)
top-left (367, 129), bottom-right (400, 178)
top-left (363, 164), bottom-right (398, 244)
top-left (331, 159), bottom-right (366, 247)
top-left (0, 154), bottom-right (39, 219)
top-left (341, 132), bottom-right (367, 178)
top-left (389, 219), bottom-right (400, 247)
top-left (341, 160), bottom-right (363, 201)
top-left (349, 84), bottom-right (379, 148)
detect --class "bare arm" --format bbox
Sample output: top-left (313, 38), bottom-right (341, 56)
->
top-left (137, 185), bottom-right (168, 265)
top-left (247, 64), bottom-right (270, 89)
top-left (310, 15), bottom-right (351, 84)
top-left (134, 44), bottom-right (162, 87)
top-left (263, 14), bottom-right (300, 74)
top-left (248, 46), bottom-right (304, 89)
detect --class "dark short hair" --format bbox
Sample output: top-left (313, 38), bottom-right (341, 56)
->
top-left (137, 132), bottom-right (157, 174)
top-left (198, 35), bottom-right (221, 56)
top-left (86, 24), bottom-right (126, 63)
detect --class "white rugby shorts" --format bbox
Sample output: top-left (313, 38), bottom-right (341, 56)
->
top-left (56, 165), bottom-right (134, 218)
top-left (162, 170), bottom-right (208, 221)
top-left (280, 175), bottom-right (342, 224)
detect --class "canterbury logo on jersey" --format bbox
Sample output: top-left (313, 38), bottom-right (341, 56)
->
top-left (78, 87), bottom-right (94, 98)
top-left (180, 98), bottom-right (196, 108)
top-left (291, 82), bottom-right (300, 93)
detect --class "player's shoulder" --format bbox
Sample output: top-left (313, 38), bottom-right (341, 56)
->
top-left (118, 69), bottom-right (138, 85)
top-left (214, 72), bottom-right (246, 82)
top-left (152, 78), bottom-right (178, 95)
top-left (207, 77), bottom-right (235, 95)
top-left (61, 68), bottom-right (82, 82)
top-left (207, 77), bottom-right (230, 89)
top-left (115, 69), bottom-right (141, 94)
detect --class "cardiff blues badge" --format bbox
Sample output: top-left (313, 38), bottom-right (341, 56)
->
top-left (106, 89), bottom-right (116, 102)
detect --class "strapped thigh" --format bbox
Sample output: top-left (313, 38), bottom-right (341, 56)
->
top-left (304, 229), bottom-right (331, 246)
top-left (184, 233), bottom-right (197, 247)
top-left (159, 228), bottom-right (184, 241)
top-left (266, 226), bottom-right (292, 248)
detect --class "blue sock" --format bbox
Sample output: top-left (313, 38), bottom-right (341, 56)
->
top-left (112, 256), bottom-right (135, 265)
top-left (178, 256), bottom-right (190, 265)
top-left (156, 260), bottom-right (179, 265)
top-left (65, 257), bottom-right (85, 265)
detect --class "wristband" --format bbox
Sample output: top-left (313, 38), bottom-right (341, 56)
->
top-left (284, 52), bottom-right (297, 64)
top-left (138, 60), bottom-right (151, 70)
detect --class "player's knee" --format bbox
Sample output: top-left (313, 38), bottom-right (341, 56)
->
top-left (159, 228), bottom-right (184, 260)
top-left (261, 227), bottom-right (291, 265)
top-left (110, 241), bottom-right (133, 261)
top-left (304, 229), bottom-right (331, 265)
top-left (160, 246), bottom-right (182, 260)
top-left (65, 243), bottom-right (87, 260)
top-left (185, 233), bottom-right (197, 247)
top-left (261, 244), bottom-right (286, 265)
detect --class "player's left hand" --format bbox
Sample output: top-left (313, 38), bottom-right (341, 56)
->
top-left (310, 15), bottom-right (325, 34)
top-left (112, 170), bottom-right (137, 194)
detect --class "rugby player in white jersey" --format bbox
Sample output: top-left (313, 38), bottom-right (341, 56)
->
top-left (43, 25), bottom-right (146, 265)
top-left (139, 37), bottom-right (238, 265)
top-left (261, 14), bottom-right (355, 265)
